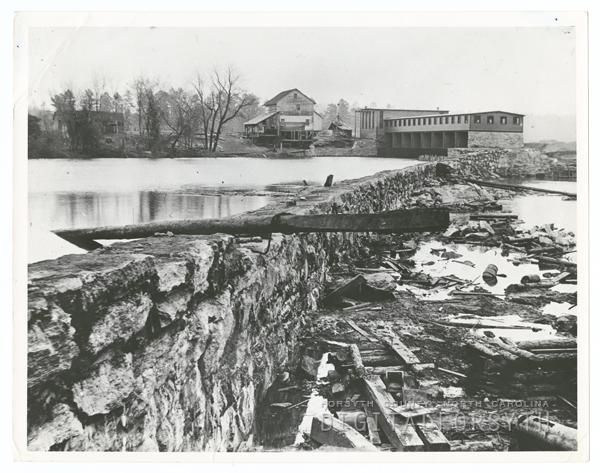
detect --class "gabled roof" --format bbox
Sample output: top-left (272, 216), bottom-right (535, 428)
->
top-left (244, 111), bottom-right (278, 126)
top-left (264, 89), bottom-right (316, 107)
top-left (329, 119), bottom-right (352, 131)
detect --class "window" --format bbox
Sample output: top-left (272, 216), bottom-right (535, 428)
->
top-left (474, 115), bottom-right (481, 124)
top-left (487, 116), bottom-right (494, 124)
top-left (500, 116), bottom-right (507, 124)
top-left (417, 118), bottom-right (421, 125)
top-left (293, 93), bottom-right (298, 99)
top-left (513, 116), bottom-right (521, 125)
top-left (433, 117), bottom-right (437, 125)
top-left (464, 115), bottom-right (469, 124)
top-left (445, 116), bottom-right (449, 124)
top-left (412, 118), bottom-right (416, 126)
top-left (428, 118), bottom-right (432, 125)
top-left (457, 116), bottom-right (461, 124)
top-left (451, 116), bottom-right (455, 124)
top-left (296, 105), bottom-right (301, 112)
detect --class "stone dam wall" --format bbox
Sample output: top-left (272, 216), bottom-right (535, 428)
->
top-left (26, 155), bottom-right (502, 452)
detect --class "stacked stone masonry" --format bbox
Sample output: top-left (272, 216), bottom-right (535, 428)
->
top-left (26, 154), bottom-right (503, 452)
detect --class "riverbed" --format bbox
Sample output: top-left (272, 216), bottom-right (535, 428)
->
top-left (28, 156), bottom-right (421, 262)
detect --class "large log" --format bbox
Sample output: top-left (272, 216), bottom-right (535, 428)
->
top-left (511, 414), bottom-right (577, 451)
top-left (515, 338), bottom-right (577, 350)
top-left (54, 208), bottom-right (450, 250)
top-left (466, 179), bottom-right (577, 198)
top-left (362, 375), bottom-right (425, 451)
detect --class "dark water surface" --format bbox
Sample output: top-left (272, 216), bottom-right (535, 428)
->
top-left (28, 156), bottom-right (421, 262)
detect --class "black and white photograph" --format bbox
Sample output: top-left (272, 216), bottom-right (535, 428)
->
top-left (11, 9), bottom-right (590, 461)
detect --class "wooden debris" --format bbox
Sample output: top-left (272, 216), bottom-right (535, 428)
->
top-left (383, 336), bottom-right (421, 365)
top-left (436, 367), bottom-right (467, 379)
top-left (449, 440), bottom-right (495, 451)
top-left (362, 375), bottom-right (425, 451)
top-left (345, 320), bottom-right (378, 343)
top-left (465, 178), bottom-right (577, 198)
top-left (470, 213), bottom-right (518, 220)
top-left (391, 404), bottom-right (438, 420)
top-left (511, 414), bottom-right (577, 451)
top-left (515, 339), bottom-right (576, 350)
top-left (310, 414), bottom-right (377, 451)
top-left (363, 404), bottom-right (382, 445)
top-left (413, 421), bottom-right (451, 451)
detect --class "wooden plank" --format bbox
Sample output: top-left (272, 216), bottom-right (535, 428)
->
top-left (383, 337), bottom-right (421, 365)
top-left (391, 404), bottom-right (438, 419)
top-left (413, 421), bottom-right (450, 451)
top-left (346, 320), bottom-right (378, 343)
top-left (362, 375), bottom-right (424, 451)
top-left (465, 178), bottom-right (577, 198)
top-left (310, 414), bottom-right (377, 451)
top-left (363, 404), bottom-right (382, 446)
top-left (436, 367), bottom-right (467, 379)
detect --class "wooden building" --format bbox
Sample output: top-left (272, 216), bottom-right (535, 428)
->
top-left (244, 89), bottom-right (323, 148)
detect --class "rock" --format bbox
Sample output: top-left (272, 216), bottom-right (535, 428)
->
top-left (301, 354), bottom-right (321, 378)
top-left (27, 304), bottom-right (79, 389)
top-left (361, 272), bottom-right (397, 292)
top-left (87, 293), bottom-right (152, 354)
top-left (72, 352), bottom-right (135, 415)
top-left (28, 403), bottom-right (84, 451)
top-left (443, 224), bottom-right (461, 238)
top-left (155, 259), bottom-right (189, 293)
top-left (156, 287), bottom-right (193, 326)
top-left (553, 315), bottom-right (577, 336)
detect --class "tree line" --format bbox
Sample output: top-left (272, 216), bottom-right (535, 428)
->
top-left (40, 67), bottom-right (260, 155)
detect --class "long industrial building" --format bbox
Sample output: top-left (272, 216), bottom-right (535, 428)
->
top-left (382, 110), bottom-right (524, 157)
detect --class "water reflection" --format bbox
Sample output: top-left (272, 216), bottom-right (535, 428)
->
top-left (28, 191), bottom-right (269, 263)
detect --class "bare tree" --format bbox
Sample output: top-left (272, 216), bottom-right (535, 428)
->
top-left (193, 67), bottom-right (258, 151)
top-left (158, 88), bottom-right (199, 153)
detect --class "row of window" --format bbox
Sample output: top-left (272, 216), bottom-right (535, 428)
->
top-left (386, 115), bottom-right (522, 127)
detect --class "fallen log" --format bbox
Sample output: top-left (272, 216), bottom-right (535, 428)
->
top-left (310, 414), bottom-right (378, 451)
top-left (362, 375), bottom-right (425, 451)
top-left (465, 179), bottom-right (577, 198)
top-left (470, 213), bottom-right (518, 220)
top-left (54, 208), bottom-right (451, 250)
top-left (511, 414), bottom-right (577, 451)
top-left (515, 339), bottom-right (576, 350)
top-left (534, 255), bottom-right (577, 268)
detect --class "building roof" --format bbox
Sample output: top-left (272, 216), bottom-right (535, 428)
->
top-left (329, 119), bottom-right (352, 131)
top-left (264, 89), bottom-right (316, 106)
top-left (384, 110), bottom-right (525, 121)
top-left (360, 108), bottom-right (449, 113)
top-left (244, 111), bottom-right (279, 126)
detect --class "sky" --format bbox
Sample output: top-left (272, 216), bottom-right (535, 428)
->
top-left (28, 26), bottom-right (577, 141)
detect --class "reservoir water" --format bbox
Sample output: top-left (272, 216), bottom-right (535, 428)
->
top-left (28, 156), bottom-right (421, 262)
